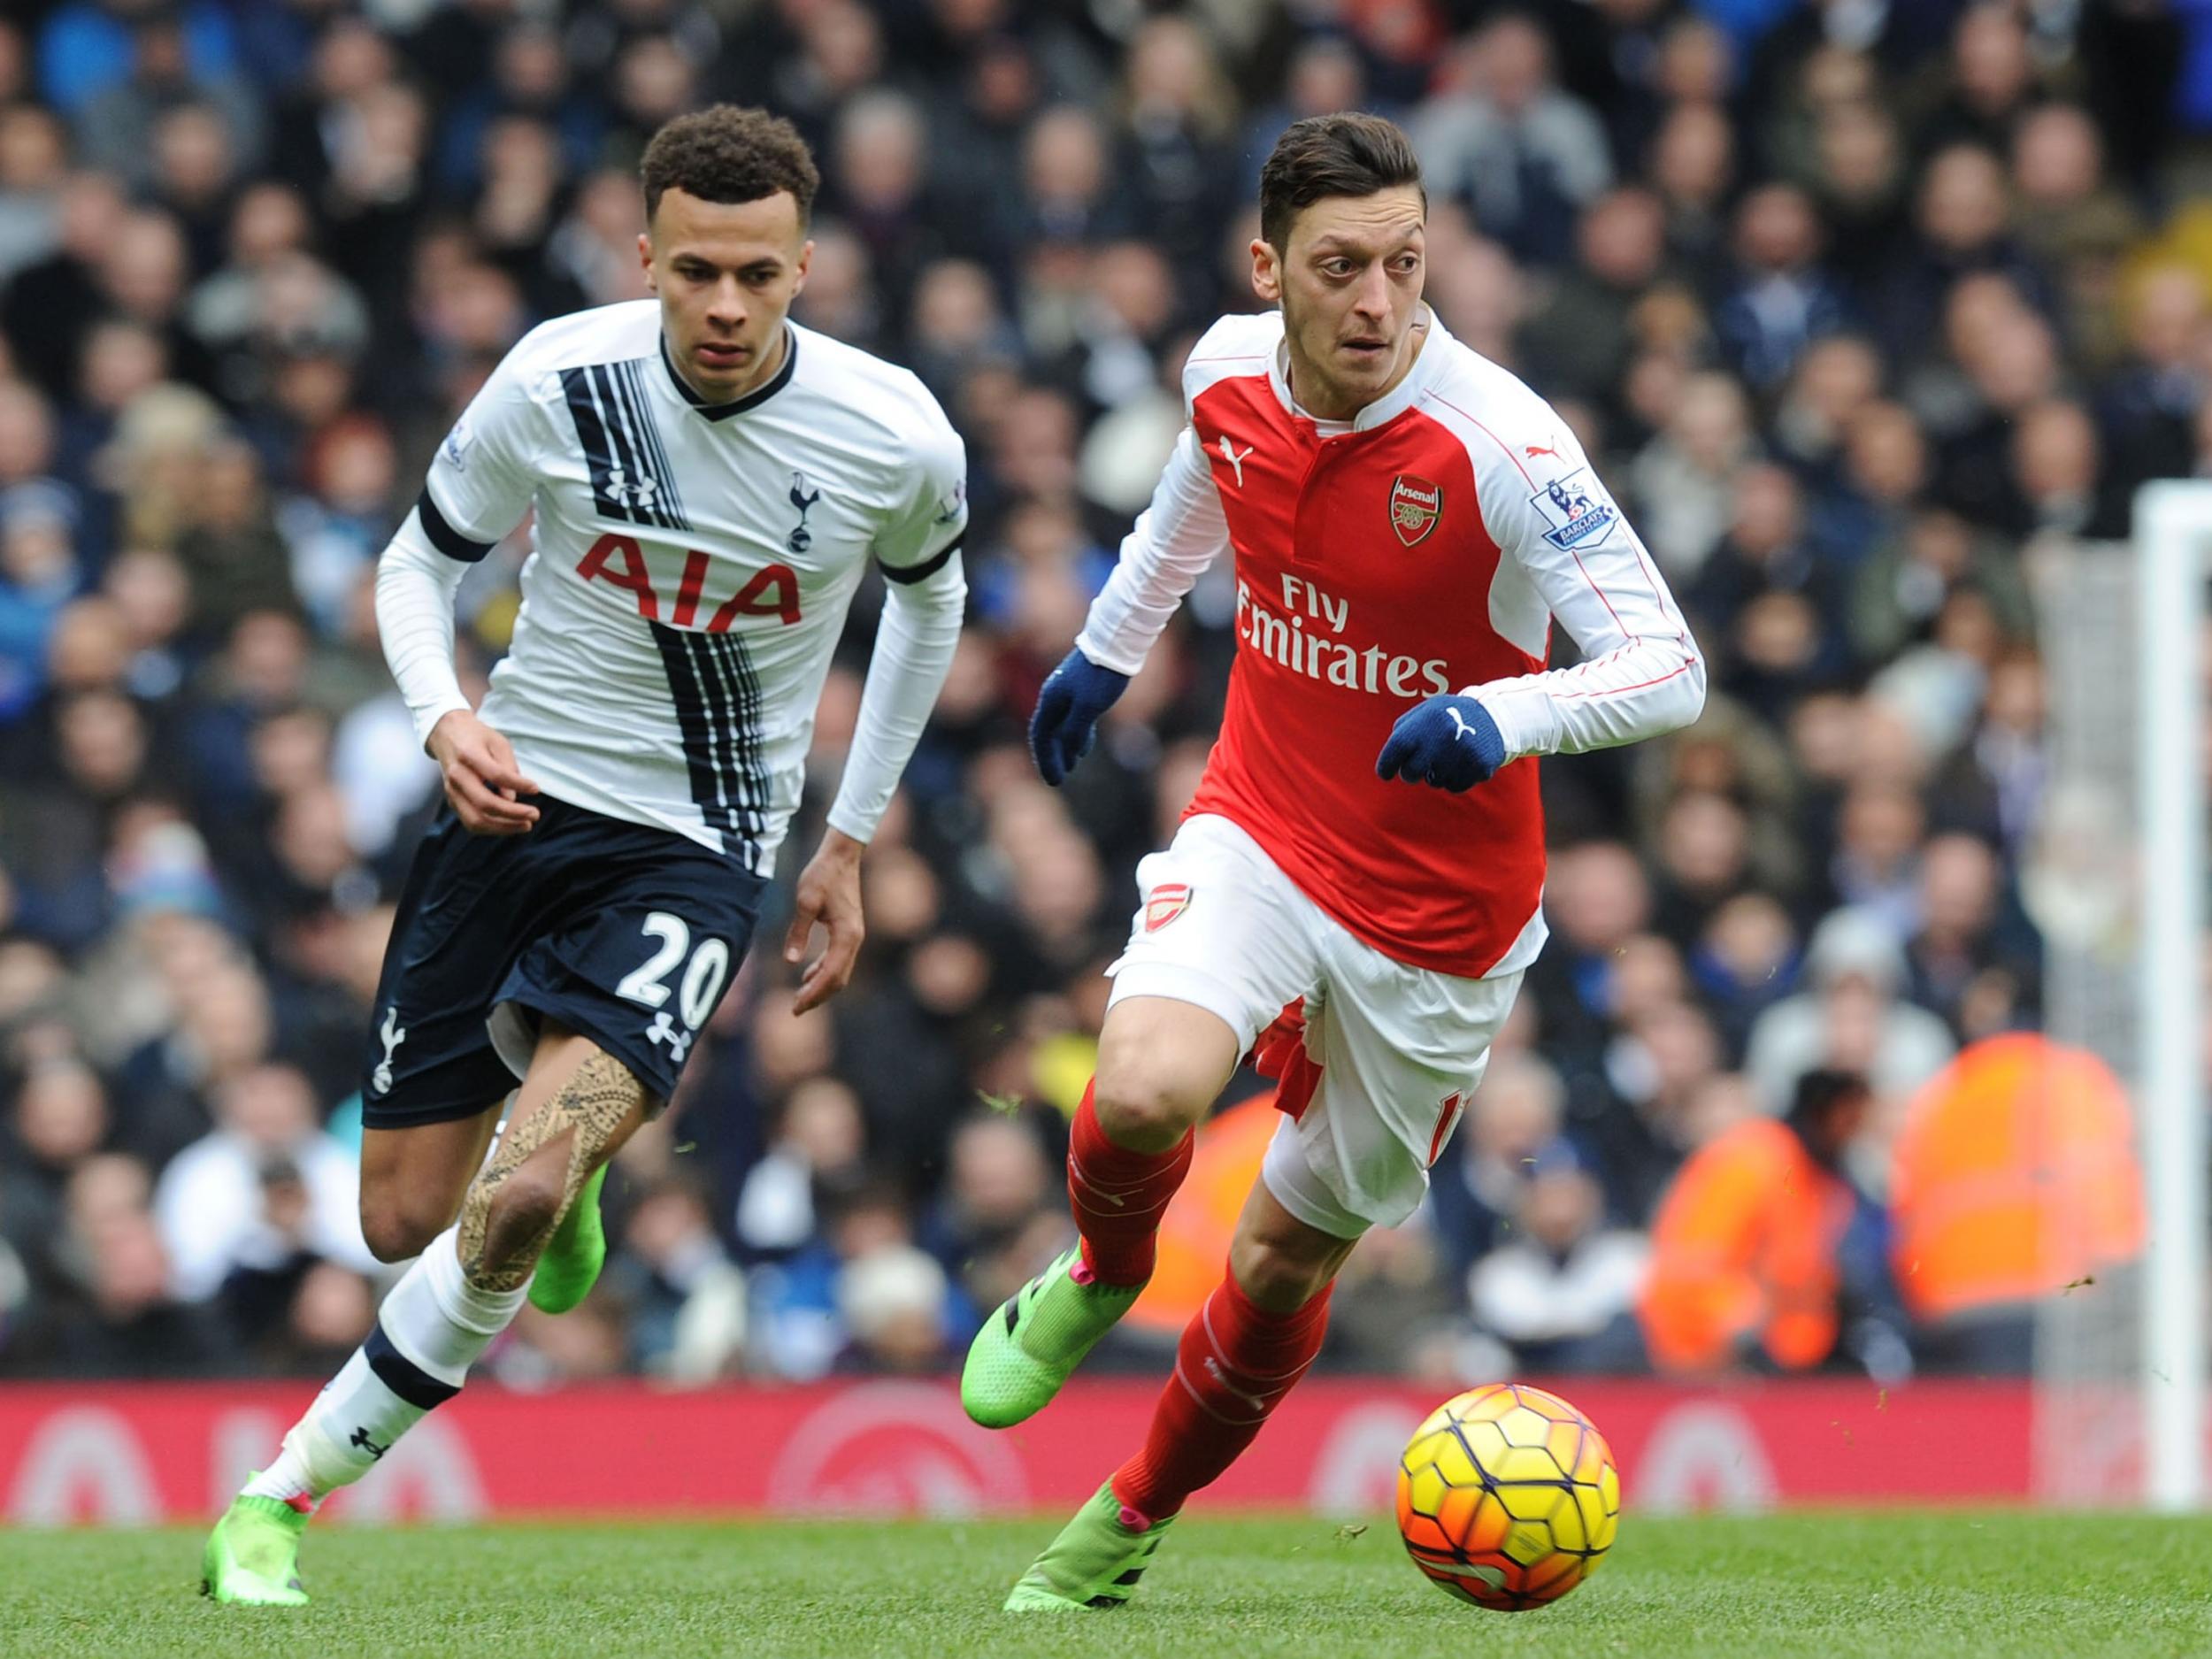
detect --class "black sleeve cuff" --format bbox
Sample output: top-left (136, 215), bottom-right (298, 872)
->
top-left (417, 490), bottom-right (495, 564)
top-left (879, 530), bottom-right (964, 586)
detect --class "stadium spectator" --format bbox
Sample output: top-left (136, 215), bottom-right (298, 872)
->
top-left (2, 1056), bottom-right (111, 1285)
top-left (1517, 186), bottom-right (1670, 405)
top-left (835, 1244), bottom-right (955, 1374)
top-left (20, 1148), bottom-right (227, 1376)
top-left (920, 1109), bottom-right (1066, 1322)
top-left (612, 1172), bottom-right (749, 1385)
top-left (1745, 907), bottom-right (1956, 1118)
top-left (1323, 1217), bottom-right (1463, 1381)
top-left (1426, 1047), bottom-right (1563, 1277)
top-left (1887, 1035), bottom-right (2143, 1374)
top-left (1713, 184), bottom-right (1851, 391)
top-left (1412, 13), bottom-right (1612, 268)
top-left (1639, 1068), bottom-right (1898, 1375)
top-left (733, 1073), bottom-right (869, 1262)
top-left (150, 1059), bottom-right (373, 1304)
top-left (753, 1179), bottom-right (972, 1380)
top-left (1466, 1141), bottom-right (1649, 1374)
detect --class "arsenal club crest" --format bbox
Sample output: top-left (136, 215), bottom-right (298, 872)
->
top-left (1144, 883), bottom-right (1193, 932)
top-left (1388, 474), bottom-right (1443, 547)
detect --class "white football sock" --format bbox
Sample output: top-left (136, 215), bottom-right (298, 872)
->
top-left (243, 1228), bottom-right (529, 1506)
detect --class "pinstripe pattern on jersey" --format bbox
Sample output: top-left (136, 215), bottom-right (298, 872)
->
top-left (648, 619), bottom-right (764, 863)
top-left (561, 361), bottom-right (689, 532)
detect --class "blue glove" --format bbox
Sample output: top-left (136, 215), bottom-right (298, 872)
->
top-left (1376, 693), bottom-right (1507, 793)
top-left (1029, 648), bottom-right (1129, 786)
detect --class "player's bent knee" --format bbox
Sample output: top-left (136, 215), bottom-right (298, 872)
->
top-left (1094, 998), bottom-right (1240, 1150)
top-left (1229, 1237), bottom-right (1335, 1313)
top-left (1090, 1070), bottom-right (1207, 1152)
top-left (358, 1194), bottom-right (447, 1264)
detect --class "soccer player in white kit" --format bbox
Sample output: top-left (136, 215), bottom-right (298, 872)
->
top-left (204, 107), bottom-right (970, 1604)
top-left (961, 113), bottom-right (1705, 1609)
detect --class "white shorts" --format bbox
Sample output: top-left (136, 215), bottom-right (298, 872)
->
top-left (1106, 814), bottom-right (1524, 1238)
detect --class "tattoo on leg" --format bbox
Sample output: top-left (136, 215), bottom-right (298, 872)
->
top-left (456, 1050), bottom-right (641, 1291)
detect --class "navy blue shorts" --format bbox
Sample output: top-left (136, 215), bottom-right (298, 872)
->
top-left (361, 794), bottom-right (765, 1130)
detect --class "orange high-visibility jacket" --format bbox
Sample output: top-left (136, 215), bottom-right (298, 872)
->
top-left (1887, 1034), bottom-right (2144, 1321)
top-left (1639, 1117), bottom-right (1855, 1372)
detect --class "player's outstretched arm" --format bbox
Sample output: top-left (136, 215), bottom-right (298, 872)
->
top-left (1382, 415), bottom-right (1703, 787)
top-left (376, 326), bottom-right (546, 828)
top-left (375, 526), bottom-right (539, 836)
top-left (1034, 426), bottom-right (1229, 787)
top-left (799, 407), bottom-right (972, 1011)
top-left (791, 557), bottom-right (964, 1011)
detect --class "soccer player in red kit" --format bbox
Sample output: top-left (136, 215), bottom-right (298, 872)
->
top-left (960, 112), bottom-right (1705, 1610)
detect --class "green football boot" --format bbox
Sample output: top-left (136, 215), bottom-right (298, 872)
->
top-left (961, 1246), bottom-right (1143, 1428)
top-left (527, 1164), bottom-right (608, 1315)
top-left (201, 1489), bottom-right (311, 1606)
top-left (1003, 1480), bottom-right (1177, 1611)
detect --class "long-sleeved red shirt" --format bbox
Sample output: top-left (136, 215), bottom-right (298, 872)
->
top-left (1079, 308), bottom-right (1704, 977)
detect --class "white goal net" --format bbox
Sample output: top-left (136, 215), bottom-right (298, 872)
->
top-left (2032, 488), bottom-right (2210, 1509)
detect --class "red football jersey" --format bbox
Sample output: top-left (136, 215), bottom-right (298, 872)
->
top-left (1079, 311), bottom-right (1701, 979)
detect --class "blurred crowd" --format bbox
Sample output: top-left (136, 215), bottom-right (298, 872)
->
top-left (0, 0), bottom-right (2195, 1389)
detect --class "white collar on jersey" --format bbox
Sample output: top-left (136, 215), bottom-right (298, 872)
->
top-left (1266, 303), bottom-right (1451, 434)
top-left (658, 325), bottom-right (800, 421)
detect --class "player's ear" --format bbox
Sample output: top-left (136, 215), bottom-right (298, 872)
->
top-left (1250, 237), bottom-right (1281, 304)
top-left (637, 231), bottom-right (657, 293)
top-left (791, 238), bottom-right (813, 298)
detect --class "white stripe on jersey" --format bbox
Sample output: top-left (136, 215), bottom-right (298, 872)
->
top-left (419, 302), bottom-right (968, 874)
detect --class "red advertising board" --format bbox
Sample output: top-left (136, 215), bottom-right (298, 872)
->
top-left (0, 1378), bottom-right (2032, 1525)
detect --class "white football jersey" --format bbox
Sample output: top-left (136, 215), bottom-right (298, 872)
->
top-left (418, 301), bottom-right (968, 874)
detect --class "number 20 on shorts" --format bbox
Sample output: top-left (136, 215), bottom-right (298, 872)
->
top-left (615, 911), bottom-right (729, 1032)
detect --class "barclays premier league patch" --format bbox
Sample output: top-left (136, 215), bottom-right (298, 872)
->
top-left (442, 417), bottom-right (475, 472)
top-left (1529, 469), bottom-right (1617, 553)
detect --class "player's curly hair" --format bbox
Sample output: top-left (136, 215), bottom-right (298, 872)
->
top-left (1258, 112), bottom-right (1425, 253)
top-left (641, 104), bottom-right (820, 225)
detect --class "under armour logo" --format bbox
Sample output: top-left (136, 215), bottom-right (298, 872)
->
top-left (646, 1010), bottom-right (693, 1063)
top-left (605, 464), bottom-right (658, 510)
top-left (1447, 706), bottom-right (1479, 744)
top-left (1217, 434), bottom-right (1255, 489)
top-left (372, 1006), bottom-right (406, 1096)
top-left (349, 1425), bottom-right (388, 1461)
top-left (787, 471), bottom-right (822, 553)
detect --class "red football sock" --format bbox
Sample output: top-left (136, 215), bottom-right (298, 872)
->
top-left (1067, 1080), bottom-right (1193, 1287)
top-left (1110, 1269), bottom-right (1333, 1522)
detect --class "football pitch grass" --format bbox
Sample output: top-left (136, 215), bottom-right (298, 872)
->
top-left (5, 1511), bottom-right (2210, 1659)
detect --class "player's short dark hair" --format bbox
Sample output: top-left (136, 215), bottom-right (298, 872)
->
top-left (1257, 112), bottom-right (1425, 253)
top-left (641, 104), bottom-right (820, 226)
